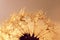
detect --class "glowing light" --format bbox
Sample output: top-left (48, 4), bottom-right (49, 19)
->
top-left (0, 9), bottom-right (55, 40)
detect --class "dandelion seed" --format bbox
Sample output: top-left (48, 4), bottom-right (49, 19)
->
top-left (0, 9), bottom-right (55, 40)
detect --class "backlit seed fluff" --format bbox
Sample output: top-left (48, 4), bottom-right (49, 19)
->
top-left (0, 9), bottom-right (55, 40)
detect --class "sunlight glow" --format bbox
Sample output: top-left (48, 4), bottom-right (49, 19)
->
top-left (0, 9), bottom-right (55, 40)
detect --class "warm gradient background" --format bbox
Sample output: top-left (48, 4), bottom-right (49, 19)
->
top-left (0, 0), bottom-right (60, 40)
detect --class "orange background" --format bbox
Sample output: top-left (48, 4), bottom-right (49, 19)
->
top-left (0, 0), bottom-right (60, 40)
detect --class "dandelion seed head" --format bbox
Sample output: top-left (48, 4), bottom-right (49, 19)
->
top-left (0, 9), bottom-right (55, 40)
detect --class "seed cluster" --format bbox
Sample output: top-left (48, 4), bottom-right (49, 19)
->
top-left (19, 33), bottom-right (39, 40)
top-left (0, 9), bottom-right (55, 40)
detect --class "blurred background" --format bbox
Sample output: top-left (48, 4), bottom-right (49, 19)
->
top-left (0, 0), bottom-right (60, 40)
